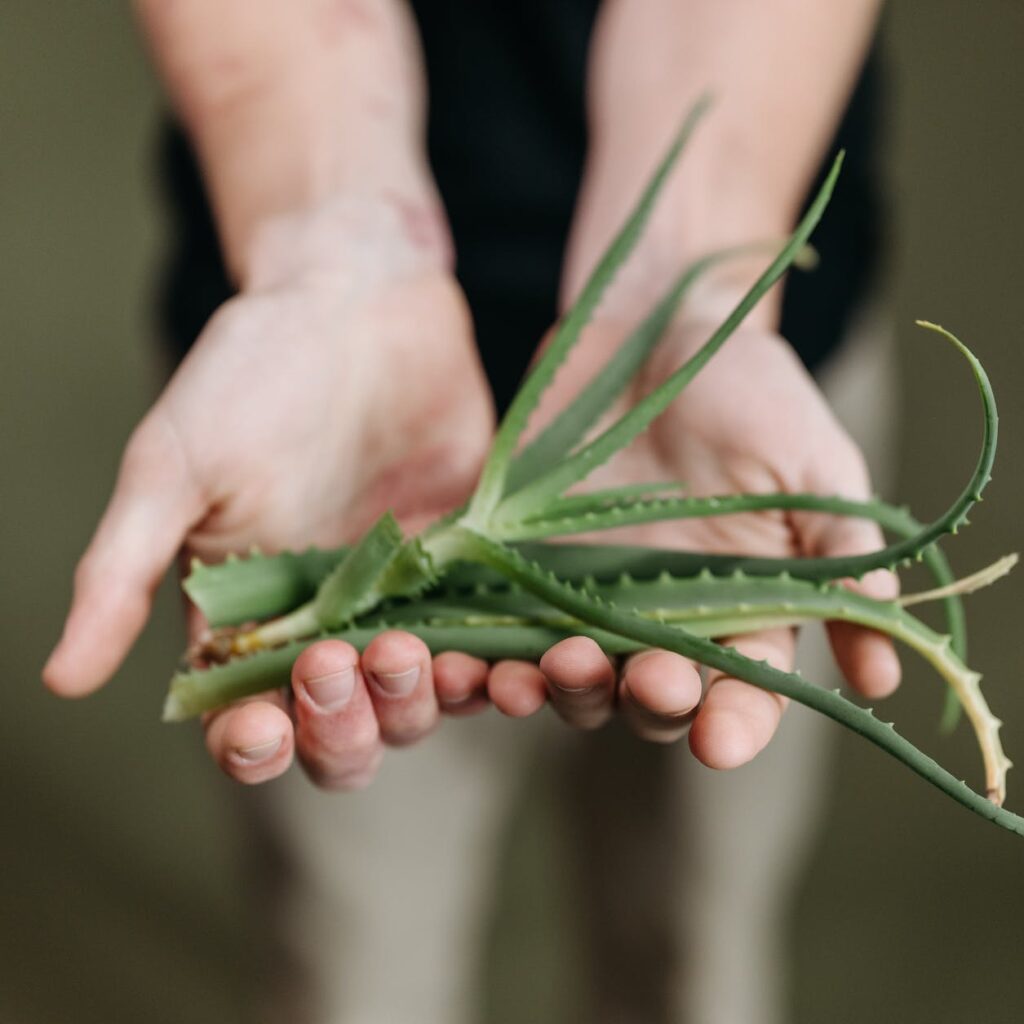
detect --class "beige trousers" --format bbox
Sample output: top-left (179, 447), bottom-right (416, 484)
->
top-left (258, 317), bottom-right (897, 1024)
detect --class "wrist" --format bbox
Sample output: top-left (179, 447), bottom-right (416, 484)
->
top-left (206, 107), bottom-right (446, 284)
top-left (240, 190), bottom-right (454, 294)
top-left (562, 122), bottom-right (791, 325)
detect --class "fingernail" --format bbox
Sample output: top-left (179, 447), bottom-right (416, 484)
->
top-left (303, 666), bottom-right (356, 710)
top-left (369, 666), bottom-right (420, 698)
top-left (234, 736), bottom-right (283, 763)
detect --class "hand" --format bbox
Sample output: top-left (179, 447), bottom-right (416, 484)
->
top-left (482, 309), bottom-right (900, 768)
top-left (44, 196), bottom-right (496, 788)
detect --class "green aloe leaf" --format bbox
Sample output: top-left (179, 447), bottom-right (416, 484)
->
top-left (506, 241), bottom-right (810, 491)
top-left (495, 153), bottom-right (845, 524)
top-left (466, 94), bottom-right (712, 521)
top-left (462, 531), bottom-right (1024, 837)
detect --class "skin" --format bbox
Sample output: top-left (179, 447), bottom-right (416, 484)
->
top-left (527, 312), bottom-right (901, 767)
top-left (44, 0), bottom-right (894, 788)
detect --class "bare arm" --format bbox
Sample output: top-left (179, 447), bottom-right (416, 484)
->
top-left (564, 0), bottom-right (881, 319)
top-left (134, 0), bottom-right (446, 282)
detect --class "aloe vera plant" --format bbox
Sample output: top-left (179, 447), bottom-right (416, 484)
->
top-left (167, 100), bottom-right (1022, 837)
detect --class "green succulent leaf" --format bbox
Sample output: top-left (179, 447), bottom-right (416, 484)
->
top-left (467, 94), bottom-right (711, 521)
top-left (461, 531), bottom-right (1024, 837)
top-left (494, 152), bottom-right (845, 525)
top-left (506, 241), bottom-right (811, 491)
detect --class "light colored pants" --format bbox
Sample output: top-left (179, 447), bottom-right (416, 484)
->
top-left (257, 316), bottom-right (897, 1024)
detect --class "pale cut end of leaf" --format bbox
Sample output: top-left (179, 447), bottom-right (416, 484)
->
top-left (900, 553), bottom-right (1018, 607)
top-left (231, 602), bottom-right (319, 654)
top-left (162, 692), bottom-right (187, 723)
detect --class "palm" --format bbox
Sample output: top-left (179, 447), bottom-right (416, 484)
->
top-left (160, 270), bottom-right (493, 564)
top-left (506, 314), bottom-right (900, 769)
top-left (581, 318), bottom-right (860, 560)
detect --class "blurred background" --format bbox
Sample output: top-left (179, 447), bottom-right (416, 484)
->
top-left (2, 3), bottom-right (1022, 1022)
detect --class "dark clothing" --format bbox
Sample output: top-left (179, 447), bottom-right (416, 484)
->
top-left (157, 5), bottom-right (882, 411)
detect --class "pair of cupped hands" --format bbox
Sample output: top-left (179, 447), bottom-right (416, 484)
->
top-left (43, 198), bottom-right (900, 789)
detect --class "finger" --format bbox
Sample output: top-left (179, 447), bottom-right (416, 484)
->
top-left (204, 692), bottom-right (295, 785)
top-left (799, 443), bottom-right (902, 701)
top-left (618, 649), bottom-right (703, 744)
top-left (487, 660), bottom-right (548, 718)
top-left (433, 651), bottom-right (490, 716)
top-left (539, 636), bottom-right (616, 730)
top-left (43, 414), bottom-right (204, 697)
top-left (817, 516), bottom-right (902, 700)
top-left (689, 629), bottom-right (796, 770)
top-left (362, 631), bottom-right (438, 746)
top-left (292, 639), bottom-right (384, 790)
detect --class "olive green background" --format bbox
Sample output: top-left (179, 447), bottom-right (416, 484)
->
top-left (2, 4), bottom-right (1022, 1022)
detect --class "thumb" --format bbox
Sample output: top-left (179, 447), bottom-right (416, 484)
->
top-left (43, 413), bottom-right (205, 697)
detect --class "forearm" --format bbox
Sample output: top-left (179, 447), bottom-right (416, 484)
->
top-left (134, 0), bottom-right (444, 283)
top-left (565, 0), bottom-right (881, 321)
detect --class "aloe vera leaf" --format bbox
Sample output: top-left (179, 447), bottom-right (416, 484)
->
top-left (672, 325), bottom-right (998, 587)
top-left (317, 523), bottom-right (439, 621)
top-left (229, 512), bottom-right (435, 653)
top-left (185, 547), bottom-right (347, 629)
top-left (503, 489), bottom-right (969, 705)
top-left (506, 242), bottom-right (808, 491)
top-left (182, 541), bottom-right (708, 628)
top-left (899, 554), bottom-right (1017, 607)
top-left (168, 567), bottom-right (984, 738)
top-left (466, 95), bottom-right (712, 521)
top-left (647, 324), bottom-right (998, 589)
top-left (508, 491), bottom-right (927, 538)
top-left (164, 621), bottom-right (641, 722)
top-left (461, 530), bottom-right (1023, 836)
top-left (495, 153), bottom-right (844, 524)
top-left (185, 516), bottom-right (966, 669)
top-left (182, 536), bottom-right (707, 630)
top-left (379, 566), bottom-right (1006, 800)
top-left (183, 540), bottom-right (709, 628)
top-left (537, 482), bottom-right (689, 514)
top-left (174, 562), bottom-right (1010, 801)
